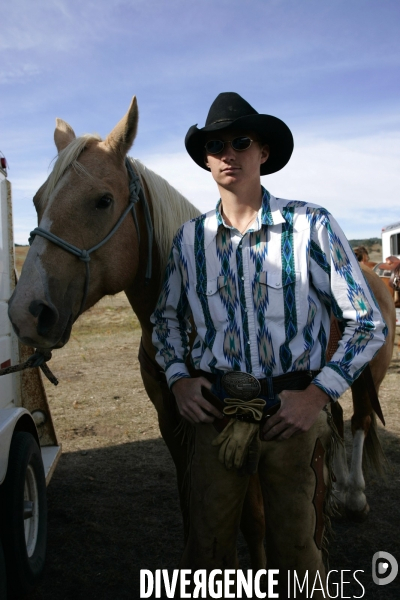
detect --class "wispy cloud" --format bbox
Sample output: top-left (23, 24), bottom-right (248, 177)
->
top-left (0, 64), bottom-right (43, 85)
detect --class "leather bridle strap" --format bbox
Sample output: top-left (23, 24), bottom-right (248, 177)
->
top-left (29, 158), bottom-right (153, 317)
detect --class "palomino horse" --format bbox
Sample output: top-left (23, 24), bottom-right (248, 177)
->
top-left (8, 97), bottom-right (395, 568)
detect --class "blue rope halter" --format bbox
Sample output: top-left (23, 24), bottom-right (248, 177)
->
top-left (29, 158), bottom-right (154, 317)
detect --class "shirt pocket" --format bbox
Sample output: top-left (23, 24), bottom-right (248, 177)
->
top-left (256, 270), bottom-right (301, 322)
top-left (196, 276), bottom-right (231, 329)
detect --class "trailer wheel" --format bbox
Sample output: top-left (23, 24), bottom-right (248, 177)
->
top-left (0, 539), bottom-right (6, 599)
top-left (0, 431), bottom-right (47, 597)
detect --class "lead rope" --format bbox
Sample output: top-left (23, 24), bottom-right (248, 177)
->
top-left (1, 159), bottom-right (153, 386)
top-left (0, 350), bottom-right (59, 385)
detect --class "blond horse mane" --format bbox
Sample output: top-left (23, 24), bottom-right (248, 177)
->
top-left (39, 135), bottom-right (201, 278)
top-left (128, 158), bottom-right (200, 275)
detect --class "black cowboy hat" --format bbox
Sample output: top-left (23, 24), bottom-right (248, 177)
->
top-left (185, 92), bottom-right (294, 176)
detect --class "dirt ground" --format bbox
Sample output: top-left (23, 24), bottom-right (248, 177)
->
top-left (18, 291), bottom-right (399, 600)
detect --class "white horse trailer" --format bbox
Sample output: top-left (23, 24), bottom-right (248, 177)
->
top-left (380, 221), bottom-right (400, 325)
top-left (382, 220), bottom-right (400, 261)
top-left (0, 163), bottom-right (61, 597)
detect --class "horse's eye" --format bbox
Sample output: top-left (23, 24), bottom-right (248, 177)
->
top-left (96, 195), bottom-right (113, 209)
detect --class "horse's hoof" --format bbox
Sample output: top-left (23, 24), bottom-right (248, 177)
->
top-left (346, 503), bottom-right (370, 522)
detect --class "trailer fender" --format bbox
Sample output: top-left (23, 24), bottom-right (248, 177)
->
top-left (0, 407), bottom-right (37, 485)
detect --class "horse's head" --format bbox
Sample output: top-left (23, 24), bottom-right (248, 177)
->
top-left (8, 97), bottom-right (143, 349)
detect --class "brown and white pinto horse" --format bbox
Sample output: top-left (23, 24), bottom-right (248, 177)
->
top-left (330, 266), bottom-right (395, 520)
top-left (8, 97), bottom-right (395, 568)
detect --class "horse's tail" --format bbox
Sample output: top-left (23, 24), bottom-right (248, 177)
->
top-left (362, 411), bottom-right (388, 477)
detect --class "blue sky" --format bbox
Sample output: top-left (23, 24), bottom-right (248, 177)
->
top-left (1, 0), bottom-right (399, 244)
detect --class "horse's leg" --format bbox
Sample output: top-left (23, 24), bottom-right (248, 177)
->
top-left (330, 396), bottom-right (370, 520)
top-left (346, 377), bottom-right (372, 520)
top-left (347, 427), bottom-right (370, 520)
top-left (140, 367), bottom-right (191, 539)
top-left (330, 402), bottom-right (350, 513)
top-left (347, 340), bottom-right (392, 521)
top-left (344, 266), bottom-right (396, 520)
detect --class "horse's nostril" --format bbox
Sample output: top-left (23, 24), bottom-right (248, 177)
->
top-left (29, 299), bottom-right (46, 318)
top-left (29, 300), bottom-right (59, 336)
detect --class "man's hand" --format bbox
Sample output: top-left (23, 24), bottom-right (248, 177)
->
top-left (172, 377), bottom-right (224, 424)
top-left (262, 384), bottom-right (330, 441)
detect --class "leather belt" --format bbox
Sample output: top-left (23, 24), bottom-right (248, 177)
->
top-left (138, 341), bottom-right (321, 432)
top-left (139, 339), bottom-right (319, 400)
top-left (195, 369), bottom-right (320, 400)
top-left (196, 369), bottom-right (320, 432)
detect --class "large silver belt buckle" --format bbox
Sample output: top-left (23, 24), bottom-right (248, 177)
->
top-left (221, 372), bottom-right (261, 401)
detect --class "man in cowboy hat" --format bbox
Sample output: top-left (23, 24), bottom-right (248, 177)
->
top-left (152, 92), bottom-right (386, 595)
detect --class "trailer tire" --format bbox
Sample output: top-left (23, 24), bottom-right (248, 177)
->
top-left (0, 539), bottom-right (6, 599)
top-left (0, 431), bottom-right (47, 597)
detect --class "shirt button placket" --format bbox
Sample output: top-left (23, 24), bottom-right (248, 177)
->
top-left (241, 238), bottom-right (257, 372)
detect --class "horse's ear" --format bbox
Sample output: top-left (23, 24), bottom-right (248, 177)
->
top-left (54, 119), bottom-right (76, 153)
top-left (105, 96), bottom-right (138, 158)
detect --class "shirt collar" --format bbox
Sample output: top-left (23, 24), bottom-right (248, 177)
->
top-left (214, 186), bottom-right (286, 233)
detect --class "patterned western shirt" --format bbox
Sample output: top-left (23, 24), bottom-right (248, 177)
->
top-left (151, 187), bottom-right (387, 400)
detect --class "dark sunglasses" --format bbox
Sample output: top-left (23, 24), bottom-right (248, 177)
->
top-left (204, 137), bottom-right (254, 155)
